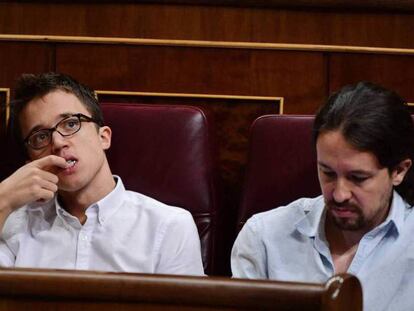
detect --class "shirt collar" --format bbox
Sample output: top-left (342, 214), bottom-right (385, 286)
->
top-left (295, 196), bottom-right (325, 238)
top-left (27, 175), bottom-right (126, 226)
top-left (93, 175), bottom-right (125, 225)
top-left (375, 190), bottom-right (407, 236)
top-left (295, 191), bottom-right (409, 238)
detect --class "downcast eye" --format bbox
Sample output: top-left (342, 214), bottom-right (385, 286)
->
top-left (350, 175), bottom-right (369, 183)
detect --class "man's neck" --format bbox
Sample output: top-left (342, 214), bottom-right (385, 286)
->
top-left (325, 217), bottom-right (366, 274)
top-left (58, 171), bottom-right (116, 225)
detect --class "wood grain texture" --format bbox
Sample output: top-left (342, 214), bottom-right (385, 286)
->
top-left (0, 2), bottom-right (414, 49)
top-left (0, 268), bottom-right (362, 311)
top-left (329, 53), bottom-right (414, 101)
top-left (0, 42), bottom-right (54, 88)
top-left (1, 0), bottom-right (414, 12)
top-left (55, 44), bottom-right (326, 113)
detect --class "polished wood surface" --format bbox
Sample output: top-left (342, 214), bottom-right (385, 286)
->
top-left (55, 44), bottom-right (324, 113)
top-left (4, 34), bottom-right (414, 56)
top-left (329, 53), bottom-right (414, 101)
top-left (1, 0), bottom-right (414, 11)
top-left (0, 42), bottom-right (53, 88)
top-left (1, 2), bottom-right (414, 49)
top-left (0, 268), bottom-right (362, 311)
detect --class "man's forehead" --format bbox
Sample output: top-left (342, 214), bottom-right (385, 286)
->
top-left (316, 130), bottom-right (382, 169)
top-left (317, 130), bottom-right (364, 152)
top-left (19, 90), bottom-right (88, 133)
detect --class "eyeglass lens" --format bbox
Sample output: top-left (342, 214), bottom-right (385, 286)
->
top-left (28, 116), bottom-right (82, 149)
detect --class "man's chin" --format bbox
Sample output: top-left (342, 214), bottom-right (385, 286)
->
top-left (57, 180), bottom-right (83, 193)
top-left (331, 215), bottom-right (364, 231)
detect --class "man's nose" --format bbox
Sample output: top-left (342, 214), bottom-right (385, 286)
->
top-left (332, 178), bottom-right (352, 203)
top-left (51, 130), bottom-right (68, 151)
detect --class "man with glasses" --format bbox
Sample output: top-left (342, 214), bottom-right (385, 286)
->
top-left (0, 72), bottom-right (204, 275)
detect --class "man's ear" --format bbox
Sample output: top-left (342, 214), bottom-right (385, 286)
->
top-left (392, 159), bottom-right (412, 186)
top-left (99, 126), bottom-right (112, 150)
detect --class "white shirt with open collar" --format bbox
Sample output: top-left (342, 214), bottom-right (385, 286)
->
top-left (0, 176), bottom-right (204, 276)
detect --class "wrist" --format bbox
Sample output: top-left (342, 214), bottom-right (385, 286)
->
top-left (0, 183), bottom-right (14, 216)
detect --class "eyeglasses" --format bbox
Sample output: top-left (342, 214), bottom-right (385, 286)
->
top-left (24, 113), bottom-right (98, 150)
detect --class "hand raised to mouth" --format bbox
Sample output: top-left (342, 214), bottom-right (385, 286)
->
top-left (0, 155), bottom-right (69, 211)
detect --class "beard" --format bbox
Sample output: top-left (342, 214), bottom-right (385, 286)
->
top-left (326, 201), bottom-right (366, 231)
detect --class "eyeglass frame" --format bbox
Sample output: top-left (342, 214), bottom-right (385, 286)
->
top-left (23, 113), bottom-right (99, 150)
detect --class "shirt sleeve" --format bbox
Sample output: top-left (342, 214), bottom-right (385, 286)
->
top-left (0, 208), bottom-right (26, 267)
top-left (231, 216), bottom-right (268, 279)
top-left (0, 239), bottom-right (15, 267)
top-left (155, 210), bottom-right (205, 276)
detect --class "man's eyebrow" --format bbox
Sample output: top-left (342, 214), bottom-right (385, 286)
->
top-left (317, 161), bottom-right (373, 175)
top-left (317, 162), bottom-right (331, 170)
top-left (26, 112), bottom-right (74, 136)
top-left (348, 170), bottom-right (373, 176)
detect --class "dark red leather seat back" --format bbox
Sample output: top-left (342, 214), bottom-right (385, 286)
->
top-left (237, 115), bottom-right (320, 230)
top-left (101, 103), bottom-right (219, 274)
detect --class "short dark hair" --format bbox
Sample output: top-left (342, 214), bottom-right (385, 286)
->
top-left (11, 72), bottom-right (104, 144)
top-left (313, 81), bottom-right (414, 205)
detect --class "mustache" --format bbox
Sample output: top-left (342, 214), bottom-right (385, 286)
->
top-left (326, 200), bottom-right (360, 212)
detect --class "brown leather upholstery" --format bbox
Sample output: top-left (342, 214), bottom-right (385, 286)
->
top-left (0, 268), bottom-right (362, 311)
top-left (101, 103), bottom-right (219, 275)
top-left (238, 115), bottom-right (320, 230)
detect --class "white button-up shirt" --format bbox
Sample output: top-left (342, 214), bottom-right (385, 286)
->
top-left (0, 177), bottom-right (204, 276)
